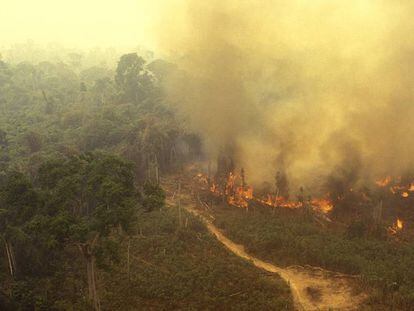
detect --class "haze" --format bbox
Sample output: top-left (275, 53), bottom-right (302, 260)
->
top-left (1, 0), bottom-right (183, 50)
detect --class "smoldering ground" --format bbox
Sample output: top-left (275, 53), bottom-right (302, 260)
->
top-left (157, 0), bottom-right (414, 193)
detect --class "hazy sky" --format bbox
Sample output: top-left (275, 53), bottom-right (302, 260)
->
top-left (1, 0), bottom-right (180, 50)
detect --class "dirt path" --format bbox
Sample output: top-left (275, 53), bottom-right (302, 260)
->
top-left (164, 183), bottom-right (366, 310)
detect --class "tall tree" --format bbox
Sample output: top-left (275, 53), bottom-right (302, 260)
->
top-left (115, 53), bottom-right (150, 104)
top-left (37, 152), bottom-right (137, 310)
top-left (0, 172), bottom-right (39, 279)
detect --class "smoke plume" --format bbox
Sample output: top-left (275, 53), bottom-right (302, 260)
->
top-left (159, 0), bottom-right (414, 193)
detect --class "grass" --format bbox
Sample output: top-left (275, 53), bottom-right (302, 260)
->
top-left (210, 204), bottom-right (414, 310)
top-left (99, 207), bottom-right (294, 310)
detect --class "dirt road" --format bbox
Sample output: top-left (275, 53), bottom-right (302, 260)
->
top-left (165, 183), bottom-right (366, 310)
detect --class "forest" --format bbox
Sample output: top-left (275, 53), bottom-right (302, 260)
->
top-left (0, 46), bottom-right (294, 310)
top-left (3, 1), bottom-right (414, 310)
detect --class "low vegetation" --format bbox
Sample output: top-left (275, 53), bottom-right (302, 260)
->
top-left (100, 208), bottom-right (293, 310)
top-left (212, 204), bottom-right (414, 310)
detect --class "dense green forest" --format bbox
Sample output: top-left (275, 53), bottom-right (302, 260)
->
top-left (0, 49), bottom-right (177, 309)
top-left (0, 50), bottom-right (293, 310)
top-left (0, 49), bottom-right (199, 178)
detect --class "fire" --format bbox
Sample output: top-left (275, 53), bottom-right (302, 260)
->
top-left (311, 198), bottom-right (333, 213)
top-left (196, 168), bottom-right (412, 237)
top-left (210, 183), bottom-right (219, 194)
top-left (388, 218), bottom-right (404, 235)
top-left (390, 183), bottom-right (413, 197)
top-left (236, 186), bottom-right (253, 199)
top-left (207, 172), bottom-right (254, 209)
top-left (199, 170), bottom-right (333, 213)
top-left (375, 176), bottom-right (414, 197)
top-left (388, 217), bottom-right (404, 235)
top-left (200, 170), bottom-right (413, 215)
top-left (376, 176), bottom-right (392, 187)
top-left (397, 218), bottom-right (403, 230)
top-left (256, 194), bottom-right (304, 209)
top-left (225, 172), bottom-right (236, 195)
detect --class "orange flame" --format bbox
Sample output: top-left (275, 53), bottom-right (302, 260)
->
top-left (376, 176), bottom-right (392, 187)
top-left (198, 171), bottom-right (335, 214)
top-left (388, 218), bottom-right (404, 235)
top-left (311, 198), bottom-right (334, 213)
top-left (397, 218), bottom-right (403, 230)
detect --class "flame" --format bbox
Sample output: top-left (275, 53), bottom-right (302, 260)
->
top-left (397, 218), bottom-right (403, 230)
top-left (202, 171), bottom-right (414, 214)
top-left (376, 176), bottom-right (392, 187)
top-left (311, 198), bottom-right (334, 213)
top-left (376, 176), bottom-right (414, 197)
top-left (389, 183), bottom-right (413, 197)
top-left (210, 183), bottom-right (218, 194)
top-left (207, 172), bottom-right (254, 209)
top-left (388, 217), bottom-right (404, 235)
top-left (198, 171), bottom-right (335, 213)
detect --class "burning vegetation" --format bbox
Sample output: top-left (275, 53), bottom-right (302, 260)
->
top-left (388, 218), bottom-right (404, 236)
top-left (196, 156), bottom-right (335, 215)
top-left (193, 154), bottom-right (414, 237)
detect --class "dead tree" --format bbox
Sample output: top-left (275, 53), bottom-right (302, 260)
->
top-left (78, 234), bottom-right (101, 311)
top-left (275, 171), bottom-right (289, 199)
top-left (2, 237), bottom-right (16, 279)
top-left (241, 168), bottom-right (246, 189)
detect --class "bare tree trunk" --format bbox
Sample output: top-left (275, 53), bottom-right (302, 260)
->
top-left (178, 181), bottom-right (182, 228)
top-left (146, 156), bottom-right (150, 181)
top-left (9, 243), bottom-right (16, 276)
top-left (170, 146), bottom-right (176, 164)
top-left (3, 239), bottom-right (14, 278)
top-left (90, 256), bottom-right (100, 311)
top-left (85, 252), bottom-right (100, 310)
top-left (41, 90), bottom-right (50, 106)
top-left (208, 161), bottom-right (211, 187)
top-left (273, 188), bottom-right (280, 216)
top-left (86, 253), bottom-right (94, 302)
top-left (80, 236), bottom-right (101, 311)
top-left (127, 238), bottom-right (131, 282)
top-left (155, 162), bottom-right (160, 185)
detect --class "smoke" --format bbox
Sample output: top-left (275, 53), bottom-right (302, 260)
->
top-left (159, 0), bottom-right (414, 192)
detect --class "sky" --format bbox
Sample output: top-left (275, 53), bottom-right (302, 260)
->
top-left (0, 0), bottom-right (181, 50)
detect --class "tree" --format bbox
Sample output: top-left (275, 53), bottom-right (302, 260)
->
top-left (115, 53), bottom-right (150, 103)
top-left (0, 129), bottom-right (7, 148)
top-left (0, 60), bottom-right (12, 88)
top-left (0, 172), bottom-right (40, 279)
top-left (275, 171), bottom-right (289, 199)
top-left (37, 152), bottom-right (138, 310)
top-left (142, 181), bottom-right (165, 212)
top-left (22, 131), bottom-right (42, 153)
